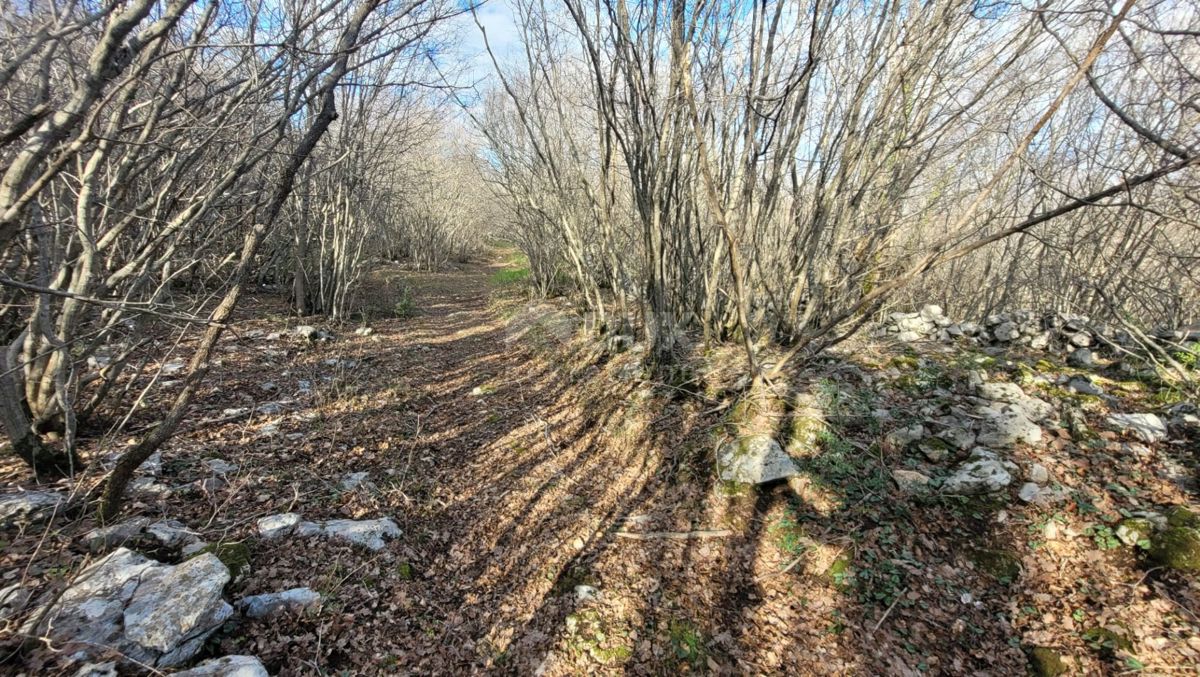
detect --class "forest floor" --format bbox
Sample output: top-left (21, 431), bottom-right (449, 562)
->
top-left (3, 252), bottom-right (1199, 675)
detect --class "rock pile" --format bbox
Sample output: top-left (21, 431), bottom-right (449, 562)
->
top-left (876, 306), bottom-right (1133, 354)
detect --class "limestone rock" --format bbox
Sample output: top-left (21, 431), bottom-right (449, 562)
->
top-left (1018, 483), bottom-right (1041, 503)
top-left (885, 424), bottom-right (925, 449)
top-left (893, 469), bottom-right (932, 494)
top-left (1106, 413), bottom-right (1168, 443)
top-left (256, 513), bottom-right (302, 539)
top-left (173, 656), bottom-right (269, 677)
top-left (1065, 376), bottom-right (1103, 396)
top-left (975, 404), bottom-right (1042, 448)
top-left (1116, 518), bottom-right (1153, 547)
top-left (1067, 348), bottom-right (1094, 368)
top-left (993, 322), bottom-right (1020, 341)
top-left (73, 663), bottom-right (118, 677)
top-left (717, 435), bottom-right (798, 485)
top-left (1029, 463), bottom-right (1049, 485)
top-left (83, 518), bottom-right (199, 553)
top-left (297, 517), bottom-right (402, 551)
top-left (238, 587), bottom-right (320, 619)
top-left (0, 490), bottom-right (67, 528)
top-left (23, 548), bottom-right (231, 667)
top-left (203, 459), bottom-right (238, 476)
top-left (942, 448), bottom-right (1017, 494)
top-left (340, 472), bottom-right (375, 492)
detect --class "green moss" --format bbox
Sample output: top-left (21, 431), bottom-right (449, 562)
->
top-left (1116, 518), bottom-right (1153, 549)
top-left (397, 562), bottom-right (415, 581)
top-left (825, 555), bottom-right (854, 589)
top-left (1165, 506), bottom-right (1200, 528)
top-left (194, 541), bottom-right (251, 581)
top-left (916, 437), bottom-right (951, 462)
top-left (891, 355), bottom-right (920, 370)
top-left (1149, 527), bottom-right (1200, 571)
top-left (969, 548), bottom-right (1021, 584)
top-left (1028, 646), bottom-right (1068, 677)
top-left (1035, 359), bottom-right (1057, 373)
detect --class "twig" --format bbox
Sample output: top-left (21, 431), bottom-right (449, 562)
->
top-left (871, 588), bottom-right (907, 634)
top-left (613, 529), bottom-right (733, 540)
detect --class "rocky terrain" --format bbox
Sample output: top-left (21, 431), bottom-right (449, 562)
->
top-left (1, 262), bottom-right (1197, 675)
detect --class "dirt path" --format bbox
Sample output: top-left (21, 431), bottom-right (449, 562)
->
top-left (165, 260), bottom-right (1029, 674)
top-left (198, 259), bottom-right (834, 674)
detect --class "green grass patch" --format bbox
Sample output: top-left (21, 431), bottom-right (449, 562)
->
top-left (491, 267), bottom-right (530, 286)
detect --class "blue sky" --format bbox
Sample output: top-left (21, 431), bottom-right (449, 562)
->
top-left (448, 0), bottom-right (522, 89)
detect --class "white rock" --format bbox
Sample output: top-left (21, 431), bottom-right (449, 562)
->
top-left (0, 490), bottom-right (66, 527)
top-left (340, 472), bottom-right (374, 492)
top-left (238, 587), bottom-right (320, 619)
top-left (203, 459), bottom-right (238, 475)
top-left (298, 518), bottom-right (402, 551)
top-left (23, 548), bottom-right (231, 667)
top-left (1069, 332), bottom-right (1093, 347)
top-left (1106, 413), bottom-right (1168, 443)
top-left (83, 519), bottom-right (197, 553)
top-left (919, 304), bottom-right (944, 320)
top-left (122, 554), bottom-right (232, 665)
top-left (574, 585), bottom-right (599, 602)
top-left (893, 469), bottom-right (932, 494)
top-left (885, 424), bottom-right (925, 449)
top-left (73, 662), bottom-right (118, 677)
top-left (942, 448), bottom-right (1017, 494)
top-left (1067, 348), bottom-right (1094, 368)
top-left (172, 655), bottom-right (269, 677)
top-left (976, 382), bottom-right (1026, 404)
top-left (1066, 376), bottom-right (1103, 396)
top-left (256, 513), bottom-right (302, 539)
top-left (1029, 463), bottom-right (1049, 484)
top-left (975, 404), bottom-right (1042, 448)
top-left (1018, 483), bottom-right (1041, 503)
top-left (993, 322), bottom-right (1020, 341)
top-left (896, 330), bottom-right (922, 342)
top-left (716, 435), bottom-right (798, 484)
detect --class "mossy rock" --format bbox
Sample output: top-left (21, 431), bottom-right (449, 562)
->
top-left (891, 355), bottom-right (920, 370)
top-left (1116, 518), bottom-right (1153, 548)
top-left (824, 555), bottom-right (854, 589)
top-left (969, 548), bottom-right (1021, 583)
top-left (193, 541), bottom-right (251, 581)
top-left (1148, 526), bottom-right (1200, 571)
top-left (916, 437), bottom-right (951, 462)
top-left (1027, 646), bottom-right (1067, 677)
top-left (1165, 506), bottom-right (1200, 528)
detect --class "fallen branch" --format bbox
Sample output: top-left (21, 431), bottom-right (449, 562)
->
top-left (613, 529), bottom-right (733, 540)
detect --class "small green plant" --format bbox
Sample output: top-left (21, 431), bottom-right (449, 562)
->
top-left (668, 619), bottom-right (705, 666)
top-left (392, 287), bottom-right (416, 317)
top-left (768, 510), bottom-right (809, 556)
top-left (1172, 341), bottom-right (1199, 369)
top-left (1085, 524), bottom-right (1122, 551)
